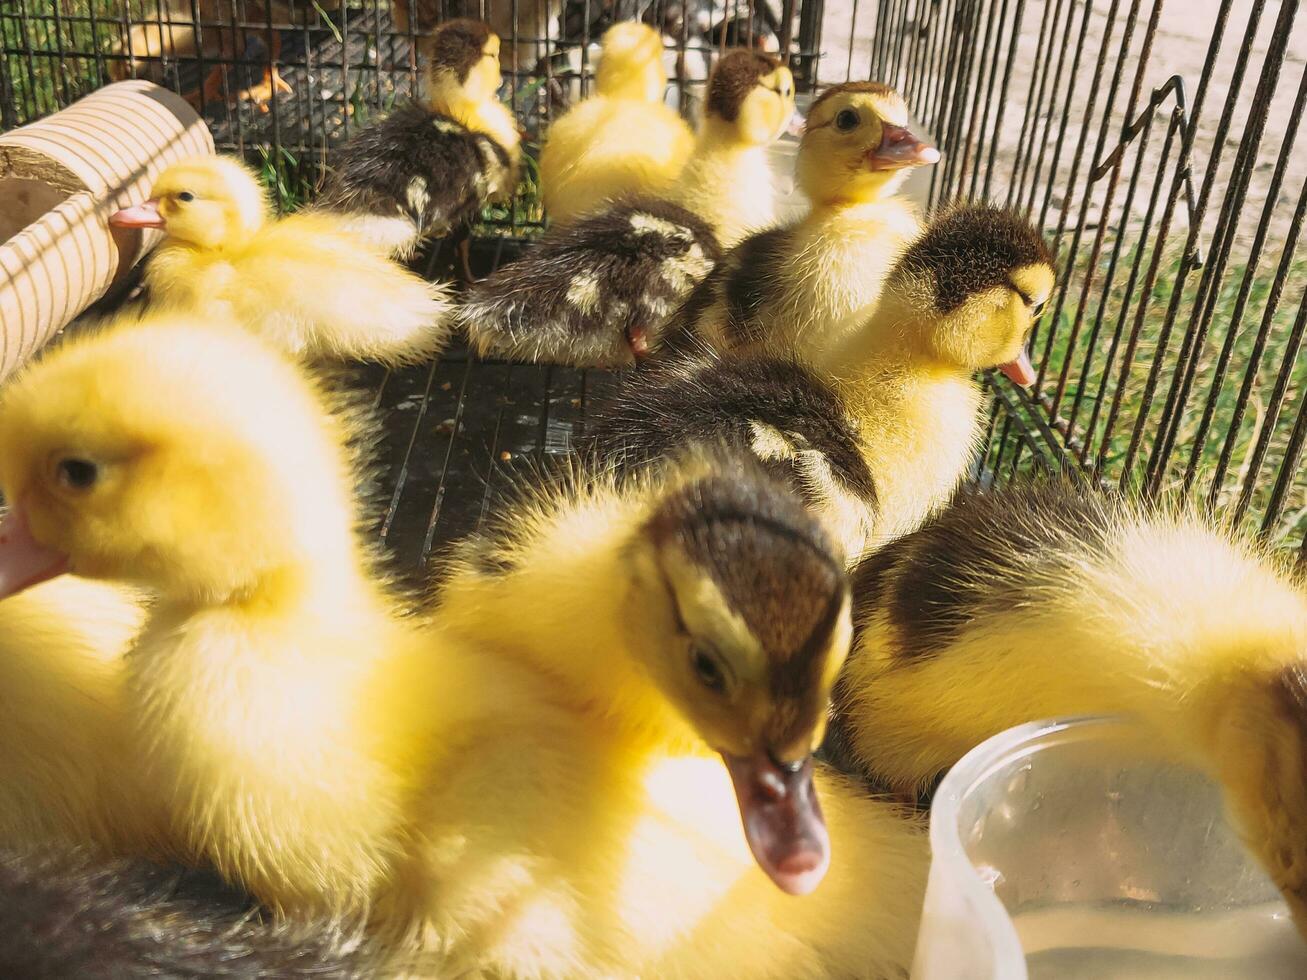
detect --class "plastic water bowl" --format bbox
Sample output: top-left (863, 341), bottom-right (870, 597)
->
top-left (912, 715), bottom-right (1307, 979)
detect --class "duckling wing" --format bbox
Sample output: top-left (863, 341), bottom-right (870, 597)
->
top-left (692, 224), bottom-right (795, 349)
top-left (589, 354), bottom-right (876, 555)
top-left (460, 199), bottom-right (722, 367)
top-left (317, 104), bottom-right (513, 258)
top-left (231, 214), bottom-right (455, 364)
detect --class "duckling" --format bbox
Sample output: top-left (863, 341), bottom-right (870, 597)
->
top-left (109, 155), bottom-right (453, 365)
top-left (830, 478), bottom-right (1307, 933)
top-left (669, 49), bottom-right (795, 248)
top-left (682, 81), bottom-right (939, 361)
top-left (538, 22), bottom-right (695, 225)
top-left (458, 49), bottom-right (791, 367)
top-left (315, 19), bottom-right (520, 261)
top-left (388, 446), bottom-right (929, 976)
top-left (593, 203), bottom-right (1056, 555)
top-left (460, 198), bottom-right (721, 366)
top-left (0, 315), bottom-right (438, 916)
top-left (0, 577), bottom-right (158, 854)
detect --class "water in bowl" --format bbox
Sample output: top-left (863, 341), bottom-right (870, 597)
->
top-left (1019, 901), bottom-right (1307, 979)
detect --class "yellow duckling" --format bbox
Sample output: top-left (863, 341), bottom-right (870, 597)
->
top-left (317, 19), bottom-right (521, 262)
top-left (591, 203), bottom-right (1056, 557)
top-left (832, 479), bottom-right (1307, 934)
top-left (0, 576), bottom-right (157, 854)
top-left (820, 202), bottom-right (1054, 541)
top-left (670, 49), bottom-right (795, 248)
top-left (539, 21), bottom-right (695, 225)
top-left (110, 155), bottom-right (454, 365)
top-left (686, 81), bottom-right (939, 360)
top-left (403, 449), bottom-right (929, 977)
top-left (0, 315), bottom-right (437, 917)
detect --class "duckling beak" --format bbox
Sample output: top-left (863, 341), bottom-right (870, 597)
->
top-left (108, 199), bottom-right (165, 229)
top-left (721, 751), bottom-right (830, 895)
top-left (866, 125), bottom-right (940, 170)
top-left (1000, 349), bottom-right (1037, 386)
top-left (0, 505), bottom-right (69, 601)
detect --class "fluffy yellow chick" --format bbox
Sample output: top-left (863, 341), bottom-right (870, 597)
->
top-left (110, 156), bottom-right (454, 365)
top-left (670, 49), bottom-right (795, 248)
top-left (401, 450), bottom-right (928, 977)
top-left (0, 315), bottom-right (439, 917)
top-left (833, 479), bottom-right (1307, 935)
top-left (0, 576), bottom-right (159, 854)
top-left (687, 81), bottom-right (939, 360)
top-left (539, 21), bottom-right (694, 224)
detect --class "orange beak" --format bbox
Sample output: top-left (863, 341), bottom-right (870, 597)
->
top-left (0, 504), bottom-right (69, 601)
top-left (109, 199), bottom-right (165, 229)
top-left (1000, 349), bottom-right (1038, 386)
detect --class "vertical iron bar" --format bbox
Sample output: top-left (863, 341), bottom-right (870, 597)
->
top-left (1191, 56), bottom-right (1307, 500)
top-left (1082, 103), bottom-right (1181, 467)
top-left (1140, 0), bottom-right (1265, 490)
top-left (1116, 0), bottom-right (1236, 482)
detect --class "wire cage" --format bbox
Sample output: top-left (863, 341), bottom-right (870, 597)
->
top-left (2, 0), bottom-right (1304, 562)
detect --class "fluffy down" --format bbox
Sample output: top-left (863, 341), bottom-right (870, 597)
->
top-left (588, 352), bottom-right (877, 559)
top-left (0, 847), bottom-right (388, 979)
top-left (316, 104), bottom-right (513, 258)
top-left (0, 577), bottom-right (155, 853)
top-left (143, 211), bottom-right (455, 365)
top-left (832, 479), bottom-right (1307, 934)
top-left (540, 96), bottom-right (696, 224)
top-left (460, 198), bottom-right (721, 367)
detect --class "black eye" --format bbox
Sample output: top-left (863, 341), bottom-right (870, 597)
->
top-left (835, 108), bottom-right (859, 131)
top-left (177, 191), bottom-right (195, 202)
top-left (691, 647), bottom-right (727, 694)
top-left (56, 458), bottom-right (98, 490)
top-left (1030, 299), bottom-right (1046, 318)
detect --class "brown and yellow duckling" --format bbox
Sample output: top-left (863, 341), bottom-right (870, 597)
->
top-left (679, 81), bottom-right (938, 361)
top-left (315, 19), bottom-right (520, 263)
top-left (831, 478), bottom-right (1307, 935)
top-left (590, 203), bottom-right (1056, 557)
top-left (539, 21), bottom-right (695, 225)
top-left (402, 445), bottom-right (929, 976)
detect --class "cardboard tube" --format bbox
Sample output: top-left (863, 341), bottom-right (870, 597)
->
top-left (0, 80), bottom-right (214, 381)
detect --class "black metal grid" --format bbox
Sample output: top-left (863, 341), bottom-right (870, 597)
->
top-left (3, 1), bottom-right (1304, 555)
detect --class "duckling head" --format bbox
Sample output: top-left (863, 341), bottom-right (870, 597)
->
top-left (798, 82), bottom-right (939, 206)
top-left (425, 19), bottom-right (502, 112)
top-left (885, 203), bottom-right (1056, 385)
top-left (108, 155), bottom-right (268, 250)
top-left (594, 21), bottom-right (667, 102)
top-left (628, 456), bottom-right (851, 895)
top-left (0, 317), bottom-right (357, 605)
top-left (703, 50), bottom-right (794, 146)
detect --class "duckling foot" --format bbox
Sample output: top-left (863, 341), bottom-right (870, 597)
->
top-left (626, 325), bottom-right (651, 363)
top-left (240, 66), bottom-right (293, 112)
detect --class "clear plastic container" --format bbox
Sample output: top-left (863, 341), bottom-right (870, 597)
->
top-left (912, 715), bottom-right (1307, 979)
